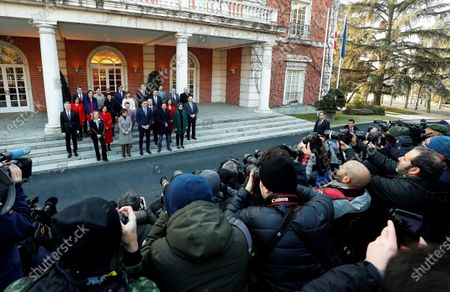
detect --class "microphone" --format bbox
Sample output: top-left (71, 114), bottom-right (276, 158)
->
top-left (0, 147), bottom-right (32, 161)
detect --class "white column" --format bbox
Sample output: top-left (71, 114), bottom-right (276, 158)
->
top-left (255, 42), bottom-right (274, 113)
top-left (37, 22), bottom-right (63, 135)
top-left (175, 33), bottom-right (191, 95)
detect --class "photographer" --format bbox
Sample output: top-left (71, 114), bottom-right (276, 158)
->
top-left (225, 157), bottom-right (334, 291)
top-left (130, 174), bottom-right (249, 292)
top-left (5, 197), bottom-right (158, 291)
top-left (0, 163), bottom-right (33, 291)
top-left (364, 146), bottom-right (448, 243)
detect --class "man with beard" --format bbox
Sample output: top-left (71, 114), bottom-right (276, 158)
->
top-left (365, 147), bottom-right (448, 244)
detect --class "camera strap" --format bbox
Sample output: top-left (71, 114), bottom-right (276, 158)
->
top-left (261, 205), bottom-right (301, 257)
top-left (0, 167), bottom-right (16, 215)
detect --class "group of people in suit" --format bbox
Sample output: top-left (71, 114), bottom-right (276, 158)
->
top-left (60, 85), bottom-right (199, 161)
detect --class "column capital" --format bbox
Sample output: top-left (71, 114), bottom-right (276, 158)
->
top-left (175, 33), bottom-right (192, 40)
top-left (261, 42), bottom-right (276, 49)
top-left (35, 21), bottom-right (58, 34)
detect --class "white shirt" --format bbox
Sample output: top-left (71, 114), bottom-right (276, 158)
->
top-left (122, 98), bottom-right (136, 110)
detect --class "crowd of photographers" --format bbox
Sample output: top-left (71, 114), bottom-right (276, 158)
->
top-left (1, 114), bottom-right (450, 291)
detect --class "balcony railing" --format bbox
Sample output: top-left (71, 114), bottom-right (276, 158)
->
top-left (46, 0), bottom-right (278, 24)
top-left (289, 23), bottom-right (310, 39)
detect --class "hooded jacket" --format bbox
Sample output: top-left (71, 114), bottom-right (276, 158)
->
top-left (142, 201), bottom-right (248, 292)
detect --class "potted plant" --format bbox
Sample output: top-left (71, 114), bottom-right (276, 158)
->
top-left (314, 89), bottom-right (346, 120)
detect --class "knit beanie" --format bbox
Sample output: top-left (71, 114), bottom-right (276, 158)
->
top-left (259, 157), bottom-right (297, 194)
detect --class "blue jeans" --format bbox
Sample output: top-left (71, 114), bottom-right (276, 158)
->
top-left (158, 129), bottom-right (171, 149)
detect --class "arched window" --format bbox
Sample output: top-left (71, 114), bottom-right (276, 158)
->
top-left (170, 53), bottom-right (200, 103)
top-left (89, 48), bottom-right (125, 95)
top-left (0, 44), bottom-right (30, 112)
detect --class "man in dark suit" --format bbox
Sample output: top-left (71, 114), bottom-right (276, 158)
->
top-left (72, 86), bottom-right (87, 102)
top-left (179, 88), bottom-right (191, 104)
top-left (136, 84), bottom-right (148, 107)
top-left (150, 90), bottom-right (163, 108)
top-left (169, 88), bottom-right (180, 105)
top-left (114, 85), bottom-right (126, 107)
top-left (155, 103), bottom-right (172, 153)
top-left (313, 112), bottom-right (330, 135)
top-left (185, 96), bottom-right (198, 140)
top-left (72, 86), bottom-right (87, 134)
top-left (147, 98), bottom-right (158, 145)
top-left (343, 119), bottom-right (360, 133)
top-left (60, 102), bottom-right (80, 158)
top-left (136, 100), bottom-right (153, 155)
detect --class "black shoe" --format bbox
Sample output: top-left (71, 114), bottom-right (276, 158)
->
top-left (147, 150), bottom-right (152, 154)
top-left (192, 137), bottom-right (197, 140)
top-left (74, 152), bottom-right (78, 157)
top-left (140, 151), bottom-right (143, 155)
top-left (154, 142), bottom-right (158, 145)
top-left (97, 158), bottom-right (101, 161)
top-left (103, 158), bottom-right (108, 162)
top-left (107, 145), bottom-right (111, 151)
top-left (68, 153), bottom-right (72, 158)
top-left (167, 148), bottom-right (172, 151)
top-left (187, 138), bottom-right (190, 140)
top-left (177, 146), bottom-right (180, 149)
top-left (157, 149), bottom-right (161, 153)
top-left (181, 145), bottom-right (185, 149)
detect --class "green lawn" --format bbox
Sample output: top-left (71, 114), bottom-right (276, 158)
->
top-left (291, 113), bottom-right (389, 125)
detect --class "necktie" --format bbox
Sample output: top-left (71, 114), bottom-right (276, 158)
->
top-left (67, 110), bottom-right (70, 119)
top-left (79, 94), bottom-right (81, 100)
top-left (144, 109), bottom-right (147, 116)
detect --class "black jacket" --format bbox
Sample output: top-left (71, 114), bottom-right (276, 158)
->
top-left (366, 150), bottom-right (449, 243)
top-left (226, 189), bottom-right (334, 291)
top-left (301, 261), bottom-right (381, 292)
top-left (154, 108), bottom-right (171, 134)
top-left (313, 119), bottom-right (330, 135)
top-left (60, 110), bottom-right (80, 134)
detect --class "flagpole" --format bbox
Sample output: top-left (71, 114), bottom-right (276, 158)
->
top-left (319, 8), bottom-right (331, 100)
top-left (336, 13), bottom-right (348, 89)
top-left (336, 56), bottom-right (343, 89)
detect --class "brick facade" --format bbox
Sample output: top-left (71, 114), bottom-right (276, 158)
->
top-left (226, 48), bottom-right (242, 105)
top-left (268, 0), bottom-right (333, 107)
top-left (65, 40), bottom-right (143, 95)
top-left (154, 45), bottom-right (212, 103)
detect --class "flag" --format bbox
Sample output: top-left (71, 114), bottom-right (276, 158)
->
top-left (340, 15), bottom-right (348, 59)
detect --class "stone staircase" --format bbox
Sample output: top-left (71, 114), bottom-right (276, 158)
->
top-left (0, 110), bottom-right (314, 174)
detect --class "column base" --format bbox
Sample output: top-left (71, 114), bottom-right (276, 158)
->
top-left (44, 124), bottom-right (61, 136)
top-left (254, 108), bottom-right (273, 114)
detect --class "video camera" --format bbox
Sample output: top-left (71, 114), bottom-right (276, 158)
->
top-left (0, 147), bottom-right (32, 215)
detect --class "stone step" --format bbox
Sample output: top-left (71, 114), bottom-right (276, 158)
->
top-left (33, 125), bottom-right (314, 174)
top-left (2, 115), bottom-right (301, 151)
top-left (25, 118), bottom-right (308, 157)
top-left (0, 113), bottom-right (287, 148)
top-left (30, 121), bottom-right (308, 167)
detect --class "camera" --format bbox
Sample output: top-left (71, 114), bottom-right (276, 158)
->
top-left (374, 120), bottom-right (391, 132)
top-left (0, 147), bottom-right (32, 215)
top-left (323, 129), bottom-right (349, 141)
top-left (28, 196), bottom-right (58, 226)
top-left (354, 130), bottom-right (383, 144)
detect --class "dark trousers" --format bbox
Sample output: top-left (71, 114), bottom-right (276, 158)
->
top-left (187, 117), bottom-right (196, 139)
top-left (65, 132), bottom-right (78, 154)
top-left (83, 119), bottom-right (88, 135)
top-left (176, 133), bottom-right (184, 146)
top-left (151, 124), bottom-right (158, 144)
top-left (139, 127), bottom-right (151, 152)
top-left (91, 135), bottom-right (107, 160)
top-left (158, 129), bottom-right (171, 150)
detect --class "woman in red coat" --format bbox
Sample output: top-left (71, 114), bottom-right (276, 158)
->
top-left (71, 96), bottom-right (85, 141)
top-left (166, 98), bottom-right (176, 143)
top-left (99, 105), bottom-right (113, 151)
